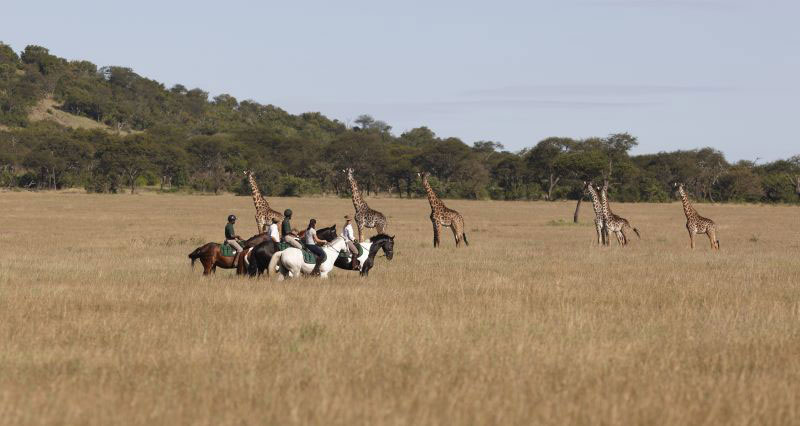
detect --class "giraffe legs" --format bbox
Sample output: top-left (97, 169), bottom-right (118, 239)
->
top-left (450, 224), bottom-right (461, 247)
top-left (688, 229), bottom-right (696, 249)
top-left (431, 220), bottom-right (441, 247)
top-left (356, 221), bottom-right (364, 243)
top-left (707, 229), bottom-right (719, 250)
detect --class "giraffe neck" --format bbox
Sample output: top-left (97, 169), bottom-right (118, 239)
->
top-left (599, 187), bottom-right (611, 221)
top-left (678, 187), bottom-right (696, 220)
top-left (347, 172), bottom-right (367, 211)
top-left (247, 173), bottom-right (267, 208)
top-left (587, 185), bottom-right (602, 213)
top-left (422, 176), bottom-right (443, 210)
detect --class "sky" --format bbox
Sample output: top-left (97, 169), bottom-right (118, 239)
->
top-left (4, 0), bottom-right (799, 161)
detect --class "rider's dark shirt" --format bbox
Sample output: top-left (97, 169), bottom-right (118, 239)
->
top-left (225, 223), bottom-right (236, 240)
top-left (282, 218), bottom-right (292, 236)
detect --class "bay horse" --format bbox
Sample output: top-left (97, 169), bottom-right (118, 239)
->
top-left (247, 225), bottom-right (338, 277)
top-left (333, 234), bottom-right (394, 277)
top-left (188, 232), bottom-right (274, 276)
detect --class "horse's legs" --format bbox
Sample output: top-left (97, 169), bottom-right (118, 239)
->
top-left (202, 259), bottom-right (212, 276)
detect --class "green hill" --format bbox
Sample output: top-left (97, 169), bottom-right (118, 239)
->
top-left (0, 43), bottom-right (798, 203)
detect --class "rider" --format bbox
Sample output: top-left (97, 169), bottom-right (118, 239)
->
top-left (225, 214), bottom-right (244, 264)
top-left (267, 216), bottom-right (281, 248)
top-left (305, 218), bottom-right (327, 276)
top-left (342, 215), bottom-right (360, 270)
top-left (282, 209), bottom-right (303, 249)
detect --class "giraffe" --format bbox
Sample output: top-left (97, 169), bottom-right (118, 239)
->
top-left (418, 172), bottom-right (469, 247)
top-left (675, 183), bottom-right (719, 250)
top-left (584, 181), bottom-right (607, 245)
top-left (244, 170), bottom-right (284, 234)
top-left (344, 168), bottom-right (387, 242)
top-left (598, 180), bottom-right (640, 246)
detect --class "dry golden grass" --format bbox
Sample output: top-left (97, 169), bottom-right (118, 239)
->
top-left (1, 191), bottom-right (799, 425)
top-left (27, 98), bottom-right (110, 131)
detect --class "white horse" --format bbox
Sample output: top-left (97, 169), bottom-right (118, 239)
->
top-left (268, 237), bottom-right (348, 280)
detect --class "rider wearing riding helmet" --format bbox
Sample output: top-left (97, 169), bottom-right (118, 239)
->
top-left (281, 209), bottom-right (303, 249)
top-left (305, 218), bottom-right (327, 276)
top-left (225, 214), bottom-right (244, 255)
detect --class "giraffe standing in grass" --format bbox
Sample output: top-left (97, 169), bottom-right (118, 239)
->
top-left (244, 170), bottom-right (283, 234)
top-left (598, 180), bottom-right (640, 246)
top-left (344, 168), bottom-right (387, 242)
top-left (584, 181), bottom-right (607, 245)
top-left (418, 172), bottom-right (468, 247)
top-left (675, 182), bottom-right (719, 250)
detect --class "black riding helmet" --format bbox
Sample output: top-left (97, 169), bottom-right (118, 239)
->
top-left (228, 214), bottom-right (236, 222)
top-left (284, 209), bottom-right (292, 217)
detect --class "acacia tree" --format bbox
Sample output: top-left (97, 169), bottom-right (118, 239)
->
top-left (525, 137), bottom-right (575, 200)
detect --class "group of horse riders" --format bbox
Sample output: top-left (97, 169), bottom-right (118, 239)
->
top-left (224, 209), bottom-right (361, 276)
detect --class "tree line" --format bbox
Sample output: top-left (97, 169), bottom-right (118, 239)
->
top-left (1, 43), bottom-right (799, 203)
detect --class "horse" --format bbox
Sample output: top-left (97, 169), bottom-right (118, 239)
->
top-left (247, 224), bottom-right (338, 277)
top-left (333, 234), bottom-right (395, 277)
top-left (268, 237), bottom-right (348, 280)
top-left (187, 232), bottom-right (271, 276)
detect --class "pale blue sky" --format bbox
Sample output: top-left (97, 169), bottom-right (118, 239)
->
top-left (5, 0), bottom-right (799, 161)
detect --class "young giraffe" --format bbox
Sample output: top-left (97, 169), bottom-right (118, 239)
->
top-left (344, 168), bottom-right (387, 242)
top-left (675, 182), bottom-right (719, 250)
top-left (584, 181), bottom-right (607, 245)
top-left (598, 180), bottom-right (640, 246)
top-left (418, 172), bottom-right (469, 247)
top-left (244, 170), bottom-right (283, 234)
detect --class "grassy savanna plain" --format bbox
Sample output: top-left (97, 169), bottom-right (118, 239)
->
top-left (1, 191), bottom-right (799, 425)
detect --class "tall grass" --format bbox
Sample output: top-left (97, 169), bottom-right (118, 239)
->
top-left (1, 192), bottom-right (799, 425)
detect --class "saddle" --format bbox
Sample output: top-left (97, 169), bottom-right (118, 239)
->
top-left (338, 243), bottom-right (364, 259)
top-left (276, 241), bottom-right (325, 264)
top-left (220, 242), bottom-right (239, 257)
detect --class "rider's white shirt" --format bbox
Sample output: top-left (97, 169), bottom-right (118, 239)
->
top-left (342, 223), bottom-right (355, 241)
top-left (305, 228), bottom-right (317, 245)
top-left (268, 223), bottom-right (280, 242)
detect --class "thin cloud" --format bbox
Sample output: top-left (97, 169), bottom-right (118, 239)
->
top-left (461, 84), bottom-right (734, 98)
top-left (576, 0), bottom-right (733, 9)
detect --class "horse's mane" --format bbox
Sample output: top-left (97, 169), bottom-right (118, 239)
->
top-left (370, 233), bottom-right (392, 242)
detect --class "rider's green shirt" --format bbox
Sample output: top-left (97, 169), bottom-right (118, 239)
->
top-left (225, 223), bottom-right (236, 240)
top-left (282, 218), bottom-right (292, 236)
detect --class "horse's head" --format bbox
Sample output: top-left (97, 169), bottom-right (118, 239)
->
top-left (371, 233), bottom-right (394, 260)
top-left (317, 224), bottom-right (337, 242)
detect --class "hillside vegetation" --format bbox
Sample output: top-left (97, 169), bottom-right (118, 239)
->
top-left (1, 43), bottom-right (799, 202)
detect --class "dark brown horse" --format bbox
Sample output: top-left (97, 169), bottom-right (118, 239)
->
top-left (188, 232), bottom-right (271, 276)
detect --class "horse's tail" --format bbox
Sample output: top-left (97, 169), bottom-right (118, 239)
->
top-left (268, 251), bottom-right (282, 276)
top-left (188, 246), bottom-right (204, 269)
top-left (462, 231), bottom-right (469, 246)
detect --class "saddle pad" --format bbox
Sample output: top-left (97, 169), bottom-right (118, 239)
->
top-left (303, 249), bottom-right (325, 264)
top-left (220, 243), bottom-right (237, 257)
top-left (338, 243), bottom-right (364, 259)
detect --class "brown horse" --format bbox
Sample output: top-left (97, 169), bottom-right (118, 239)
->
top-left (188, 233), bottom-right (269, 276)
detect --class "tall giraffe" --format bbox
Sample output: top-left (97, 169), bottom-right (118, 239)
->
top-left (344, 168), bottom-right (387, 242)
top-left (584, 181), bottom-right (607, 245)
top-left (598, 180), bottom-right (640, 246)
top-left (418, 172), bottom-right (468, 247)
top-left (675, 183), bottom-right (719, 250)
top-left (244, 170), bottom-right (283, 234)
